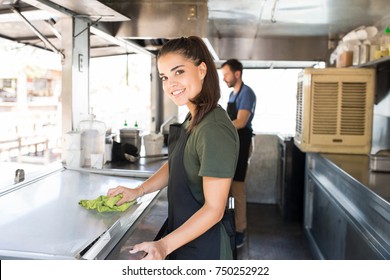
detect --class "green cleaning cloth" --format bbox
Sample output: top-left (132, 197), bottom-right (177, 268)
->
top-left (79, 194), bottom-right (136, 212)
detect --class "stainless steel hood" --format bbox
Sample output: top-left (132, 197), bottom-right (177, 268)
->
top-left (108, 0), bottom-right (208, 39)
top-left (100, 0), bottom-right (390, 63)
top-left (1, 0), bottom-right (390, 65)
top-left (99, 0), bottom-right (328, 62)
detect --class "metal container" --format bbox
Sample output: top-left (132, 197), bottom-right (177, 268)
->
top-left (370, 150), bottom-right (390, 172)
top-left (120, 128), bottom-right (141, 152)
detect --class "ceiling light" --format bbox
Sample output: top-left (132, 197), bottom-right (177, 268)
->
top-left (187, 5), bottom-right (197, 21)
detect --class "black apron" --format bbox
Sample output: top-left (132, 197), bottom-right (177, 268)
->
top-left (164, 121), bottom-right (222, 260)
top-left (227, 84), bottom-right (253, 182)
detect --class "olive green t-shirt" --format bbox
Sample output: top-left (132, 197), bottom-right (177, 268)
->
top-left (183, 106), bottom-right (239, 259)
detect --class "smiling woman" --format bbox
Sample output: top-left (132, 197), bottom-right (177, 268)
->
top-left (106, 36), bottom-right (239, 260)
top-left (158, 54), bottom-right (205, 109)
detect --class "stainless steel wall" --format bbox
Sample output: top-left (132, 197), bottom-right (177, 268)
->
top-left (371, 62), bottom-right (390, 154)
top-left (371, 99), bottom-right (390, 154)
top-left (208, 36), bottom-right (329, 62)
top-left (246, 134), bottom-right (279, 204)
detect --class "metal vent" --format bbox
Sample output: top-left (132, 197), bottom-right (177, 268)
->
top-left (295, 80), bottom-right (303, 135)
top-left (312, 82), bottom-right (338, 135)
top-left (311, 81), bottom-right (368, 136)
top-left (340, 82), bottom-right (367, 135)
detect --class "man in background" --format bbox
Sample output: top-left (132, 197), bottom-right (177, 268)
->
top-left (221, 59), bottom-right (256, 248)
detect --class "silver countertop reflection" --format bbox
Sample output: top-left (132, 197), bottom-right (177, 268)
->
top-left (0, 167), bottom-right (158, 260)
top-left (322, 154), bottom-right (390, 203)
top-left (66, 155), bottom-right (168, 178)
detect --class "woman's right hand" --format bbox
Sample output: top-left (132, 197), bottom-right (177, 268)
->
top-left (130, 239), bottom-right (169, 260)
top-left (107, 185), bottom-right (141, 206)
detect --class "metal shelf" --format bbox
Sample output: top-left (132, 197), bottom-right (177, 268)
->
top-left (356, 56), bottom-right (390, 68)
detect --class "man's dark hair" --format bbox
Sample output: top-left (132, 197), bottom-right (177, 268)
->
top-left (221, 59), bottom-right (243, 77)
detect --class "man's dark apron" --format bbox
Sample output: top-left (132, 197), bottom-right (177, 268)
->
top-left (227, 84), bottom-right (253, 182)
top-left (163, 121), bottom-right (222, 260)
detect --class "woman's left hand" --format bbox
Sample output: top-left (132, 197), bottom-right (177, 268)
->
top-left (130, 240), bottom-right (169, 260)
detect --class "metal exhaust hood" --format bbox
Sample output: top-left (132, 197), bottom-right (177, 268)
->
top-left (99, 0), bottom-right (208, 39)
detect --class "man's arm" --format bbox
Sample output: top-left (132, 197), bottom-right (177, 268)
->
top-left (232, 109), bottom-right (251, 129)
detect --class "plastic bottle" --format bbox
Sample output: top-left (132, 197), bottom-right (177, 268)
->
top-left (380, 26), bottom-right (390, 57)
top-left (105, 134), bottom-right (113, 162)
top-left (78, 113), bottom-right (106, 167)
top-left (370, 35), bottom-right (381, 61)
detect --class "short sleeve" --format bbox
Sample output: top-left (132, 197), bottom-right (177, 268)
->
top-left (237, 86), bottom-right (256, 112)
top-left (196, 122), bottom-right (239, 178)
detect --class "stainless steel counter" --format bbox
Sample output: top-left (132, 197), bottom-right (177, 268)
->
top-left (304, 153), bottom-right (390, 259)
top-left (322, 153), bottom-right (390, 203)
top-left (0, 158), bottom-right (168, 260)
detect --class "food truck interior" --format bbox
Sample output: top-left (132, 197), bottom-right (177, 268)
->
top-left (0, 0), bottom-right (389, 260)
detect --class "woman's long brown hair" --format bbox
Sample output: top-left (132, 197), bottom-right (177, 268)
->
top-left (157, 36), bottom-right (220, 132)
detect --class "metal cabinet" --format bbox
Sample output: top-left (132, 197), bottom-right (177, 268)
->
top-left (304, 153), bottom-right (390, 259)
top-left (276, 136), bottom-right (305, 222)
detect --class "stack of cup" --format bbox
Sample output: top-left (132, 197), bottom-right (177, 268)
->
top-left (62, 131), bottom-right (82, 168)
top-left (90, 153), bottom-right (104, 169)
